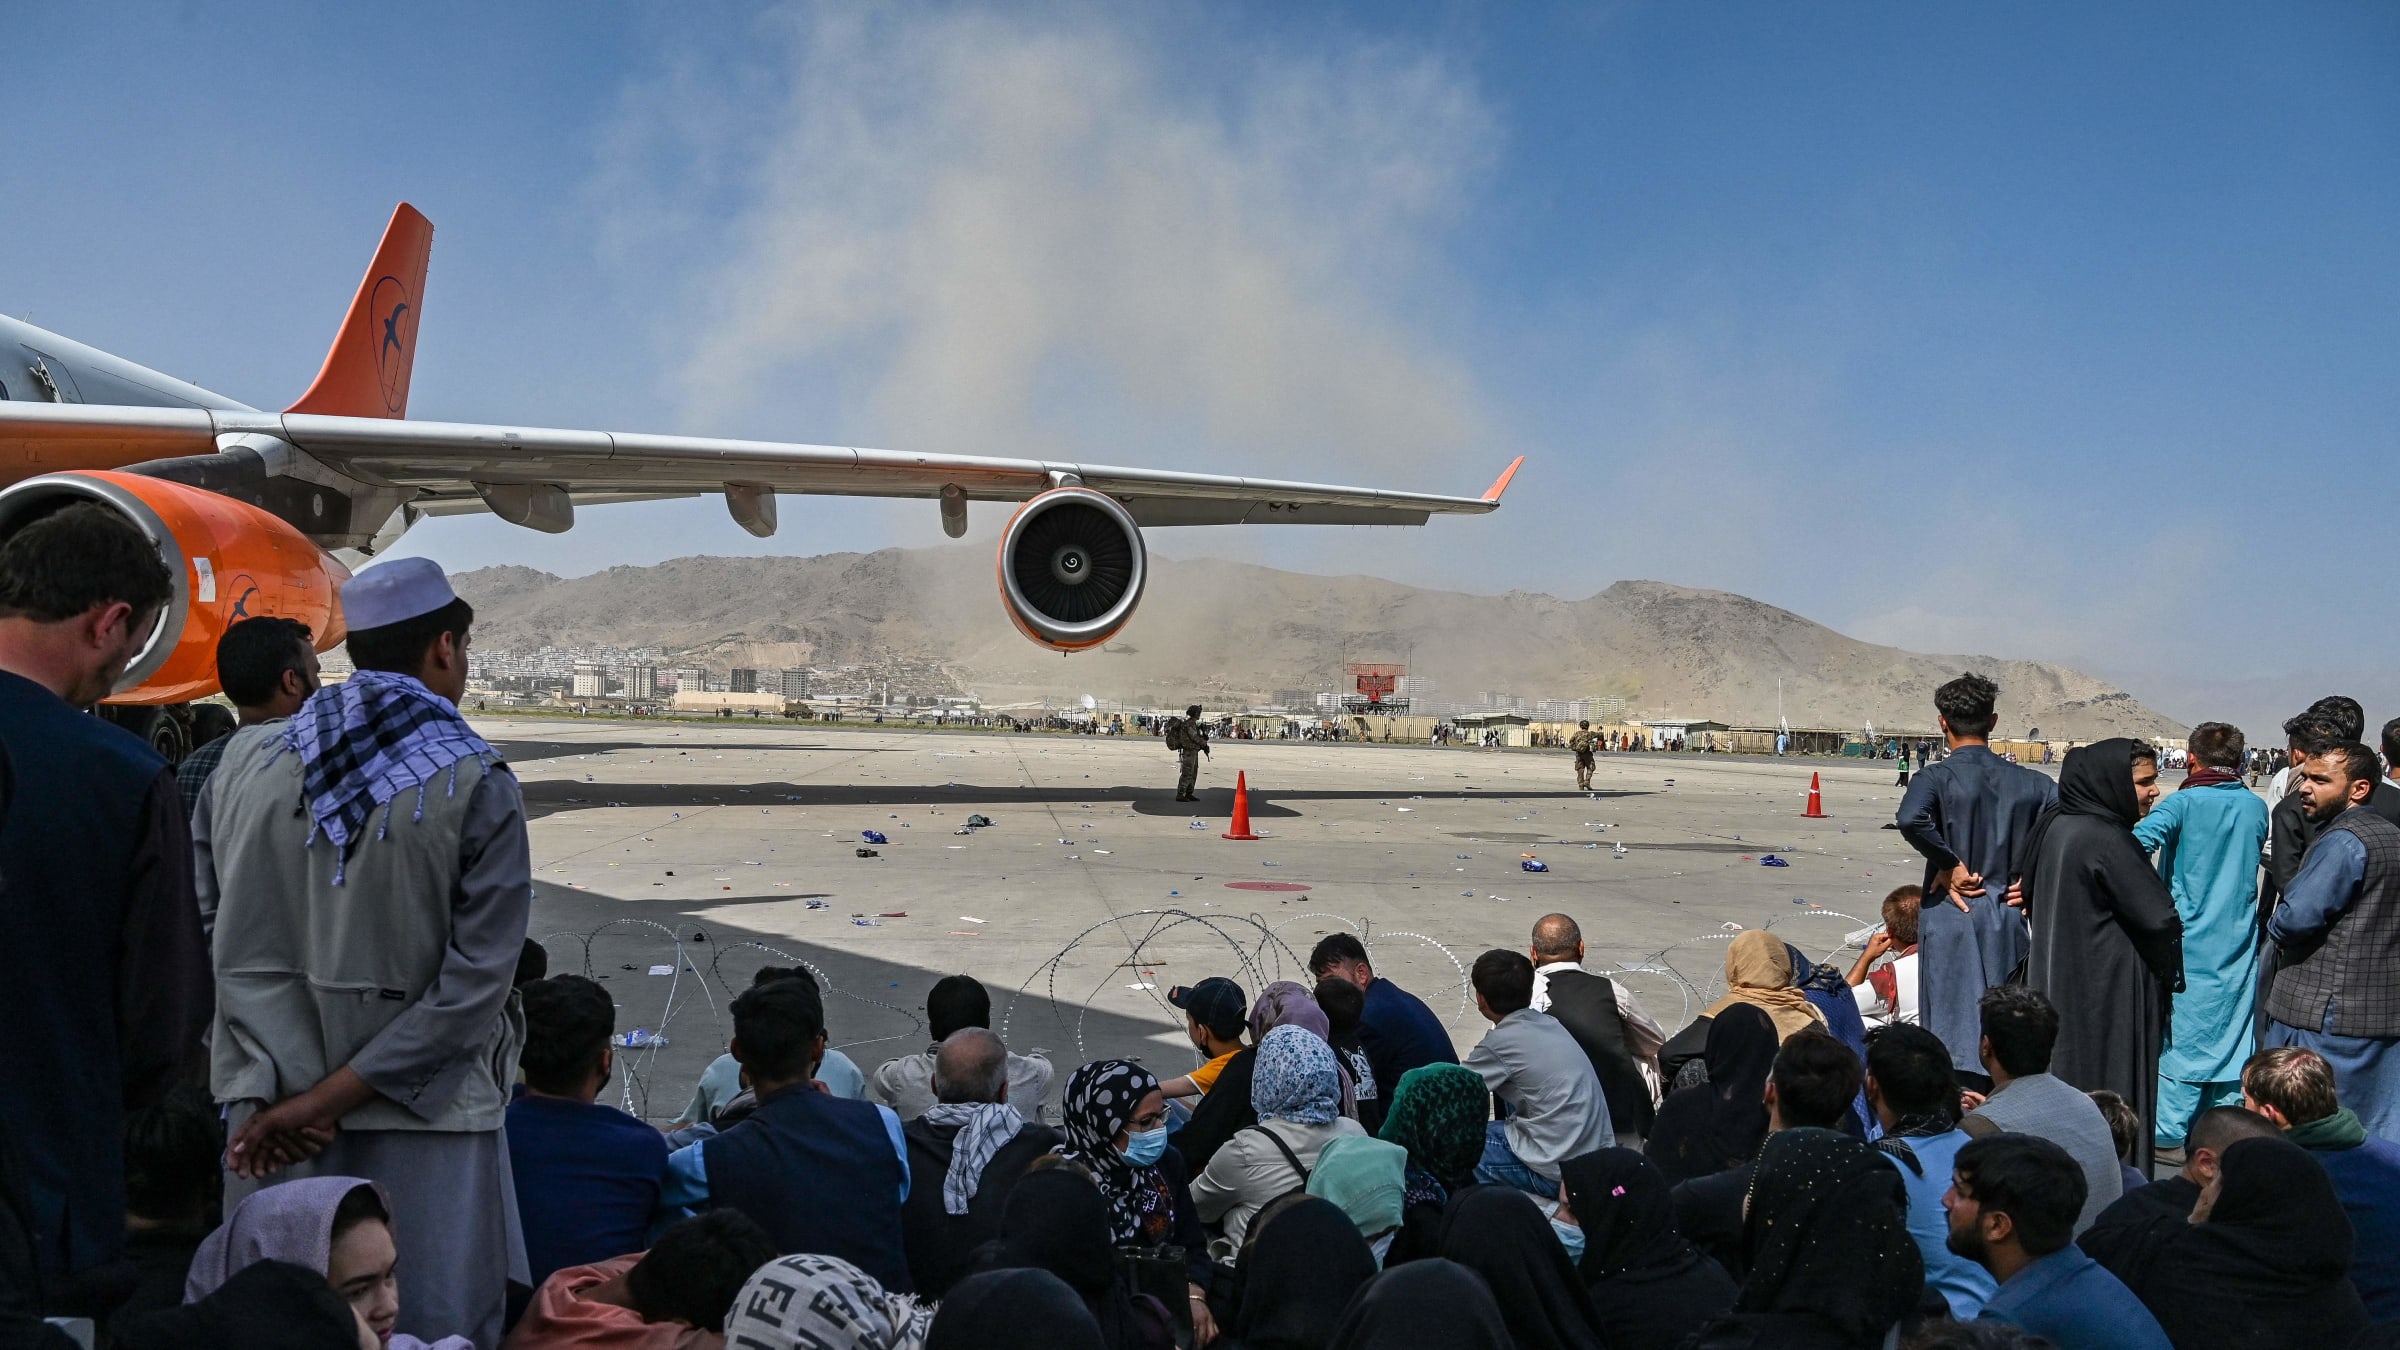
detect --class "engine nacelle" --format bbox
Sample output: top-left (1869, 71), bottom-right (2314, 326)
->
top-left (996, 487), bottom-right (1147, 651)
top-left (0, 471), bottom-right (351, 704)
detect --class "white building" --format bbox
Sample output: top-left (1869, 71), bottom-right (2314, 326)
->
top-left (571, 662), bottom-right (606, 699)
top-left (626, 666), bottom-right (658, 700)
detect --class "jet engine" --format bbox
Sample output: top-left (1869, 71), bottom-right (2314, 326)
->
top-left (996, 486), bottom-right (1147, 651)
top-left (0, 470), bottom-right (349, 703)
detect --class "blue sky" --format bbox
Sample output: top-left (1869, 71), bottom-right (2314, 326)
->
top-left (7, 2), bottom-right (2395, 722)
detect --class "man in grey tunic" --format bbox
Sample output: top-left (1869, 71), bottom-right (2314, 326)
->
top-left (197, 557), bottom-right (529, 1348)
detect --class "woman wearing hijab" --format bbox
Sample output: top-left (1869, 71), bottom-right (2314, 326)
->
top-left (985, 1168), bottom-right (1174, 1350)
top-left (1324, 1259), bottom-right (1513, 1350)
top-left (1644, 1004), bottom-right (1778, 1185)
top-left (1685, 1128), bottom-right (1924, 1350)
top-left (1657, 932), bottom-right (1826, 1084)
top-left (1193, 1026), bottom-right (1367, 1259)
top-left (1557, 1149), bottom-right (1737, 1350)
top-left (2015, 738), bottom-right (2185, 1173)
top-left (1053, 1060), bottom-right (1217, 1335)
top-left (1222, 1195), bottom-right (1378, 1350)
top-left (1435, 1187), bottom-right (1606, 1350)
top-left (928, 1269), bottom-right (1105, 1350)
top-left (1375, 1063), bottom-right (1489, 1265)
top-left (2081, 1135), bottom-right (2370, 1350)
top-left (1250, 980), bottom-right (1358, 1115)
top-left (184, 1177), bottom-right (470, 1349)
top-left (720, 1253), bottom-right (931, 1350)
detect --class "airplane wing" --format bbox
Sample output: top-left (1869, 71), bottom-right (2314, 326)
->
top-left (0, 401), bottom-right (1520, 531)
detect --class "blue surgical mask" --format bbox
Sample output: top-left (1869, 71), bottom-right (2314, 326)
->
top-left (1550, 1217), bottom-right (1586, 1263)
top-left (1122, 1127), bottom-right (1169, 1168)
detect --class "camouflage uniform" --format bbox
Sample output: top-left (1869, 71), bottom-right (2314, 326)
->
top-left (1168, 716), bottom-right (1209, 800)
top-left (1568, 727), bottom-right (1602, 790)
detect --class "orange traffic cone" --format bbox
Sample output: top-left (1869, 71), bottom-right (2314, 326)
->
top-left (1222, 771), bottom-right (1261, 840)
top-left (1802, 772), bottom-right (1828, 819)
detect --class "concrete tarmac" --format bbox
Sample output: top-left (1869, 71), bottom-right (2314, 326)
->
top-left (495, 717), bottom-right (1972, 1122)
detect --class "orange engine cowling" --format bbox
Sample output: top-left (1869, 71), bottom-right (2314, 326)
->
top-left (0, 471), bottom-right (350, 704)
top-left (996, 487), bottom-right (1147, 651)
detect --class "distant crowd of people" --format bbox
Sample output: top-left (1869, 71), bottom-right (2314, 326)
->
top-left (4, 506), bottom-right (2400, 1348)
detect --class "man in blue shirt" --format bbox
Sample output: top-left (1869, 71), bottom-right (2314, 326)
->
top-left (660, 975), bottom-right (914, 1289)
top-left (506, 975), bottom-right (669, 1285)
top-left (2242, 1046), bottom-right (2400, 1318)
top-left (1867, 1024), bottom-right (1996, 1318)
top-left (1310, 933), bottom-right (1458, 1095)
top-left (1948, 1133), bottom-right (2169, 1350)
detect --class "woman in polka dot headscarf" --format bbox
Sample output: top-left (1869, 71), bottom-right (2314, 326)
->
top-left (1056, 1059), bottom-right (1179, 1246)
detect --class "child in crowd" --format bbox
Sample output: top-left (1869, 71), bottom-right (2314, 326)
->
top-left (1159, 978), bottom-right (1248, 1128)
top-left (1847, 885), bottom-right (1922, 1027)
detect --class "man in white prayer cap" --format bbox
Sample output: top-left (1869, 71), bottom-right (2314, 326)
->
top-left (196, 556), bottom-right (531, 1348)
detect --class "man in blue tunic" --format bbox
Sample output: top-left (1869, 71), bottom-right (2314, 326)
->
top-left (2131, 722), bottom-right (2270, 1158)
top-left (1896, 674), bottom-right (2057, 1085)
top-left (0, 503), bottom-right (211, 1299)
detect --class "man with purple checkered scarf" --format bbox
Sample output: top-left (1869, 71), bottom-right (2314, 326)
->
top-left (195, 557), bottom-right (531, 1350)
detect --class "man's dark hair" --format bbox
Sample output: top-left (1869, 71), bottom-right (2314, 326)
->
top-left (2303, 695), bottom-right (2366, 743)
top-left (927, 974), bottom-right (992, 1042)
top-left (1313, 975), bottom-right (1365, 1035)
top-left (1865, 1023), bottom-right (1957, 1120)
top-left (2189, 1104), bottom-right (2281, 1156)
top-left (1933, 673), bottom-right (2000, 740)
top-left (0, 501), bottom-right (172, 623)
top-left (1186, 704), bottom-right (1202, 718)
top-left (1978, 984), bottom-right (2058, 1078)
top-left (2243, 1046), bottom-right (2339, 1124)
top-left (345, 595), bottom-right (473, 674)
top-left (2285, 714), bottom-right (2342, 754)
top-left (1471, 949), bottom-right (1535, 1017)
top-left (2186, 723), bottom-right (2245, 771)
top-left (731, 975), bottom-right (826, 1080)
top-left (625, 1210), bottom-right (777, 1333)
top-left (751, 964), bottom-right (819, 991)
top-left (519, 975), bottom-right (615, 1095)
top-left (2086, 1090), bottom-right (2139, 1163)
top-left (123, 1098), bottom-right (220, 1222)
top-left (2382, 718), bottom-right (2400, 777)
top-left (1902, 1324), bottom-right (2053, 1350)
top-left (214, 616), bottom-right (313, 707)
top-left (1308, 932), bottom-right (1370, 976)
top-left (1770, 1029), bottom-right (1863, 1129)
top-left (2307, 740), bottom-right (2382, 791)
top-left (513, 938), bottom-right (550, 988)
top-left (1952, 1134), bottom-right (2084, 1257)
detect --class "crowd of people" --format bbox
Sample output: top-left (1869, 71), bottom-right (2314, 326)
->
top-left (4, 508), bottom-right (2400, 1349)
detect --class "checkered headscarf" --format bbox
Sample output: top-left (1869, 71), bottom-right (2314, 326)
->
top-left (275, 669), bottom-right (496, 882)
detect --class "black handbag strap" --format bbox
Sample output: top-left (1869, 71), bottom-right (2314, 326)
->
top-left (1248, 1123), bottom-right (1311, 1189)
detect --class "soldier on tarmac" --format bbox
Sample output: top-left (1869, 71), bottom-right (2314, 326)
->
top-left (1167, 703), bottom-right (1211, 801)
top-left (1568, 718), bottom-right (1602, 791)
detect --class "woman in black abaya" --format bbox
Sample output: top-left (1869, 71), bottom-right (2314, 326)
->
top-left (2081, 1134), bottom-right (2370, 1350)
top-left (1434, 1186), bottom-right (1606, 1350)
top-left (2014, 738), bottom-right (2184, 1172)
top-left (1223, 1196), bottom-right (1378, 1350)
top-left (1325, 1260), bottom-right (1512, 1350)
top-left (1645, 1004), bottom-right (1778, 1185)
top-left (1684, 1128), bottom-right (1923, 1350)
top-left (1558, 1149), bottom-right (1737, 1350)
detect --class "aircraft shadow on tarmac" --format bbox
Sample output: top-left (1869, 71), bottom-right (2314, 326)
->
top-left (527, 880), bottom-right (1214, 1119)
top-left (491, 738), bottom-right (904, 766)
top-left (519, 779), bottom-right (1652, 821)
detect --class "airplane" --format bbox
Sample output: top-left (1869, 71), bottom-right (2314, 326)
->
top-left (0, 203), bottom-right (1519, 761)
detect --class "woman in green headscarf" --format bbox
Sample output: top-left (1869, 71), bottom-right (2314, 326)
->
top-left (1375, 1063), bottom-right (1489, 1266)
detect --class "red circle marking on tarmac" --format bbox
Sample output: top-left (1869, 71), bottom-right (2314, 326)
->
top-left (1225, 881), bottom-right (1311, 892)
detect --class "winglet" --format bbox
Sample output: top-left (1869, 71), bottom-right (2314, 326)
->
top-left (286, 203), bottom-right (433, 419)
top-left (1481, 455), bottom-right (1525, 503)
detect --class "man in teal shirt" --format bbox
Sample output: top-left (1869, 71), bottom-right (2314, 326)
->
top-left (2132, 722), bottom-right (2270, 1156)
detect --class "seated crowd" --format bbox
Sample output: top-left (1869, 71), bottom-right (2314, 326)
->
top-left (40, 904), bottom-right (2400, 1350)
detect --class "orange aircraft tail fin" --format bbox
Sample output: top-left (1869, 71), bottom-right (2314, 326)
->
top-left (285, 203), bottom-right (433, 419)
